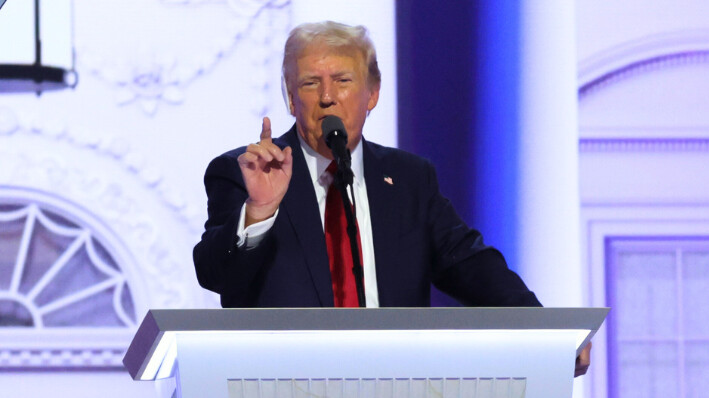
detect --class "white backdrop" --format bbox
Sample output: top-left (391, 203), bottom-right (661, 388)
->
top-left (576, 1), bottom-right (709, 397)
top-left (0, 1), bottom-right (395, 397)
top-left (6, 1), bottom-right (706, 397)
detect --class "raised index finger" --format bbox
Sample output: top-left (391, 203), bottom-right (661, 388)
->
top-left (260, 117), bottom-right (272, 143)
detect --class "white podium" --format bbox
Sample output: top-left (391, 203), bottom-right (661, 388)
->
top-left (124, 308), bottom-right (607, 398)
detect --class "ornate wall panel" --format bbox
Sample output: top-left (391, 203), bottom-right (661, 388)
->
top-left (0, 105), bottom-right (202, 368)
top-left (77, 0), bottom-right (291, 116)
top-left (578, 30), bottom-right (709, 206)
top-left (578, 28), bottom-right (709, 398)
top-left (0, 1), bottom-right (294, 372)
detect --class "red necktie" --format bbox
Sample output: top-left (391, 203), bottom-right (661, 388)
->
top-left (324, 161), bottom-right (362, 307)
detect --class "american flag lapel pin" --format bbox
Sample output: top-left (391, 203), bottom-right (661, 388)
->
top-left (383, 175), bottom-right (393, 185)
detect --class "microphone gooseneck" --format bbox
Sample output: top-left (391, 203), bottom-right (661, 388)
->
top-left (321, 115), bottom-right (365, 307)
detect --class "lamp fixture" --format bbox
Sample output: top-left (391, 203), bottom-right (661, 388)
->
top-left (0, 0), bottom-right (77, 94)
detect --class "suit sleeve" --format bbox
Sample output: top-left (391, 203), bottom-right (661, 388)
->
top-left (192, 153), bottom-right (276, 305)
top-left (424, 162), bottom-right (542, 307)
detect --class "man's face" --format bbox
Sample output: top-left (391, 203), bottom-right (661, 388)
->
top-left (288, 43), bottom-right (380, 158)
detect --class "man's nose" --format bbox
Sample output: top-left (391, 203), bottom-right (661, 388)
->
top-left (319, 81), bottom-right (336, 107)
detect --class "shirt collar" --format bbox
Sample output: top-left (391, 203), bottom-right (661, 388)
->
top-left (297, 132), bottom-right (365, 187)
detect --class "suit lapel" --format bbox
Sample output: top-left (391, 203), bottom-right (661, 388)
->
top-left (280, 128), bottom-right (333, 306)
top-left (362, 140), bottom-right (400, 307)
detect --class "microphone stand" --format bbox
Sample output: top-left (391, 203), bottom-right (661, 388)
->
top-left (333, 166), bottom-right (366, 308)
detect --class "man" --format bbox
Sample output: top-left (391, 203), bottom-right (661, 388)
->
top-left (193, 21), bottom-right (590, 375)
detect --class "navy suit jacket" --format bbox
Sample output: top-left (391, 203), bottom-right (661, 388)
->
top-left (193, 126), bottom-right (540, 308)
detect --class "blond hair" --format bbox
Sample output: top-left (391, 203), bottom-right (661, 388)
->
top-left (282, 21), bottom-right (381, 93)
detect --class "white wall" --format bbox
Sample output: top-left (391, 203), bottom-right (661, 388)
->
top-left (0, 1), bottom-right (396, 396)
top-left (576, 1), bottom-right (709, 397)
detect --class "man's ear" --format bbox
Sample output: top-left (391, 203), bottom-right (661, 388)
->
top-left (281, 76), bottom-right (295, 115)
top-left (367, 82), bottom-right (381, 112)
top-left (288, 91), bottom-right (295, 116)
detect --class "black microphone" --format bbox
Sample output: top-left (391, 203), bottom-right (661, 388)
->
top-left (322, 115), bottom-right (353, 185)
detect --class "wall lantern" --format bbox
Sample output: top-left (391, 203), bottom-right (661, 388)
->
top-left (0, 0), bottom-right (77, 94)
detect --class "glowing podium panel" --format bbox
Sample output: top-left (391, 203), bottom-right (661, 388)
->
top-left (124, 308), bottom-right (607, 398)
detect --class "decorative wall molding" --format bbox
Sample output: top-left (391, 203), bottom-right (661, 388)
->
top-left (77, 0), bottom-right (291, 116)
top-left (579, 138), bottom-right (709, 152)
top-left (0, 105), bottom-right (206, 307)
top-left (577, 31), bottom-right (709, 147)
top-left (0, 348), bottom-right (126, 369)
top-left (0, 191), bottom-right (143, 370)
top-left (0, 106), bottom-right (203, 233)
top-left (0, 169), bottom-right (191, 312)
top-left (241, 1), bottom-right (291, 118)
top-left (0, 104), bottom-right (216, 368)
top-left (579, 50), bottom-right (709, 99)
top-left (0, 329), bottom-right (135, 369)
top-left (578, 30), bottom-right (709, 96)
top-left (160, 0), bottom-right (286, 15)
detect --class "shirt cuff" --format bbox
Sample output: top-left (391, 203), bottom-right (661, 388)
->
top-left (236, 203), bottom-right (278, 249)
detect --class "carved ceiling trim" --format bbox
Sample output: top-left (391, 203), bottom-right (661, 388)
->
top-left (579, 137), bottom-right (709, 153)
top-left (578, 30), bottom-right (709, 98)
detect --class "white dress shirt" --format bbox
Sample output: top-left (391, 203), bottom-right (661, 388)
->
top-left (236, 135), bottom-right (380, 307)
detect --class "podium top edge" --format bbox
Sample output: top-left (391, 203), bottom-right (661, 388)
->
top-left (123, 308), bottom-right (609, 379)
top-left (143, 307), bottom-right (609, 333)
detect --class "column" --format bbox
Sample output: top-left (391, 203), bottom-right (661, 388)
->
top-left (517, 1), bottom-right (582, 308)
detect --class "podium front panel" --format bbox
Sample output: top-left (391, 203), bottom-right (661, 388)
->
top-left (174, 329), bottom-right (579, 398)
